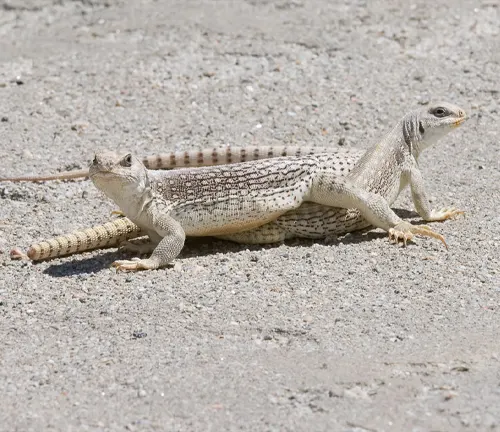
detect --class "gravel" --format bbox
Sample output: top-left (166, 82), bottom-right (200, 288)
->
top-left (0, 0), bottom-right (499, 431)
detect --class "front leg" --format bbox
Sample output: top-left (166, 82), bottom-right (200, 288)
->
top-left (310, 175), bottom-right (447, 247)
top-left (112, 216), bottom-right (185, 271)
top-left (409, 167), bottom-right (464, 222)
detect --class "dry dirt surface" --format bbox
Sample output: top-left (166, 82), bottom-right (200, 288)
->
top-left (1, 1), bottom-right (499, 431)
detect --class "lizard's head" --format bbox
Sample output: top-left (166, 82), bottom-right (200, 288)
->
top-left (89, 151), bottom-right (149, 200)
top-left (408, 102), bottom-right (467, 154)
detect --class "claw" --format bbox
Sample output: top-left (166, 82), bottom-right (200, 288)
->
top-left (111, 259), bottom-right (137, 272)
top-left (414, 225), bottom-right (448, 250)
top-left (118, 240), bottom-right (155, 254)
top-left (111, 210), bottom-right (125, 217)
top-left (111, 257), bottom-right (156, 272)
top-left (388, 222), bottom-right (448, 249)
top-left (428, 207), bottom-right (465, 222)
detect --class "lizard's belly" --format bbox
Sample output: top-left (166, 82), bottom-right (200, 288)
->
top-left (182, 212), bottom-right (285, 236)
top-left (170, 196), bottom-right (295, 236)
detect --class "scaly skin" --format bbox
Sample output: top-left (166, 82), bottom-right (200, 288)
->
top-left (10, 218), bottom-right (144, 261)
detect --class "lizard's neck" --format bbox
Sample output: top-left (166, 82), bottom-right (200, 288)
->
top-left (348, 118), bottom-right (423, 203)
top-left (100, 175), bottom-right (153, 222)
top-left (400, 114), bottom-right (427, 160)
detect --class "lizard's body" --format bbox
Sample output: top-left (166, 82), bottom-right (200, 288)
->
top-left (9, 103), bottom-right (467, 265)
top-left (10, 147), bottom-right (363, 260)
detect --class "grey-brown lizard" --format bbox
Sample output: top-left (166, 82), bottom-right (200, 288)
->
top-left (80, 102), bottom-right (467, 271)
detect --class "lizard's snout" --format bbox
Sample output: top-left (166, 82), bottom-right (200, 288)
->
top-left (452, 109), bottom-right (468, 128)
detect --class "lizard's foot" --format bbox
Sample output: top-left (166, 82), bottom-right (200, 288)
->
top-left (10, 248), bottom-right (29, 260)
top-left (388, 222), bottom-right (448, 249)
top-left (426, 207), bottom-right (464, 222)
top-left (111, 210), bottom-right (125, 217)
top-left (119, 239), bottom-right (156, 255)
top-left (111, 258), bottom-right (159, 272)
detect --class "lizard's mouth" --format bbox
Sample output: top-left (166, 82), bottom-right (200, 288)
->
top-left (89, 169), bottom-right (115, 179)
top-left (452, 117), bottom-right (467, 128)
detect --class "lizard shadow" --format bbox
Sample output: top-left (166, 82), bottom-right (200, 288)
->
top-left (42, 208), bottom-right (423, 277)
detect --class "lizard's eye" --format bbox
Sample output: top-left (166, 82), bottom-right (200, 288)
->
top-left (430, 107), bottom-right (449, 118)
top-left (121, 154), bottom-right (133, 167)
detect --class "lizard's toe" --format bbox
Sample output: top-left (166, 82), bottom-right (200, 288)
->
top-left (112, 258), bottom-right (158, 272)
top-left (388, 225), bottom-right (414, 246)
top-left (10, 248), bottom-right (29, 260)
top-left (412, 225), bottom-right (448, 249)
top-left (388, 222), bottom-right (447, 249)
top-left (111, 209), bottom-right (126, 217)
top-left (119, 240), bottom-right (155, 254)
top-left (428, 207), bottom-right (465, 222)
top-left (111, 259), bottom-right (137, 272)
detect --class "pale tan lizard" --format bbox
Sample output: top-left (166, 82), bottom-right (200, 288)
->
top-left (11, 146), bottom-right (363, 261)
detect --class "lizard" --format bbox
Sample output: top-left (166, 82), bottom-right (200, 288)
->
top-left (79, 102), bottom-right (467, 271)
top-left (9, 146), bottom-right (364, 260)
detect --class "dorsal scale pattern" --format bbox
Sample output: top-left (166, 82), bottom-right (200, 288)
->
top-left (152, 156), bottom-right (322, 236)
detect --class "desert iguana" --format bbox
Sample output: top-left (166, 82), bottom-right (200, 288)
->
top-left (9, 103), bottom-right (467, 267)
top-left (10, 146), bottom-right (363, 260)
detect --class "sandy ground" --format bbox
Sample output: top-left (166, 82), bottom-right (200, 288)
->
top-left (0, 0), bottom-right (499, 431)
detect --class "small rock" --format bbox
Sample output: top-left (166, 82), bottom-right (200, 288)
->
top-left (132, 330), bottom-right (147, 339)
top-left (22, 149), bottom-right (33, 159)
